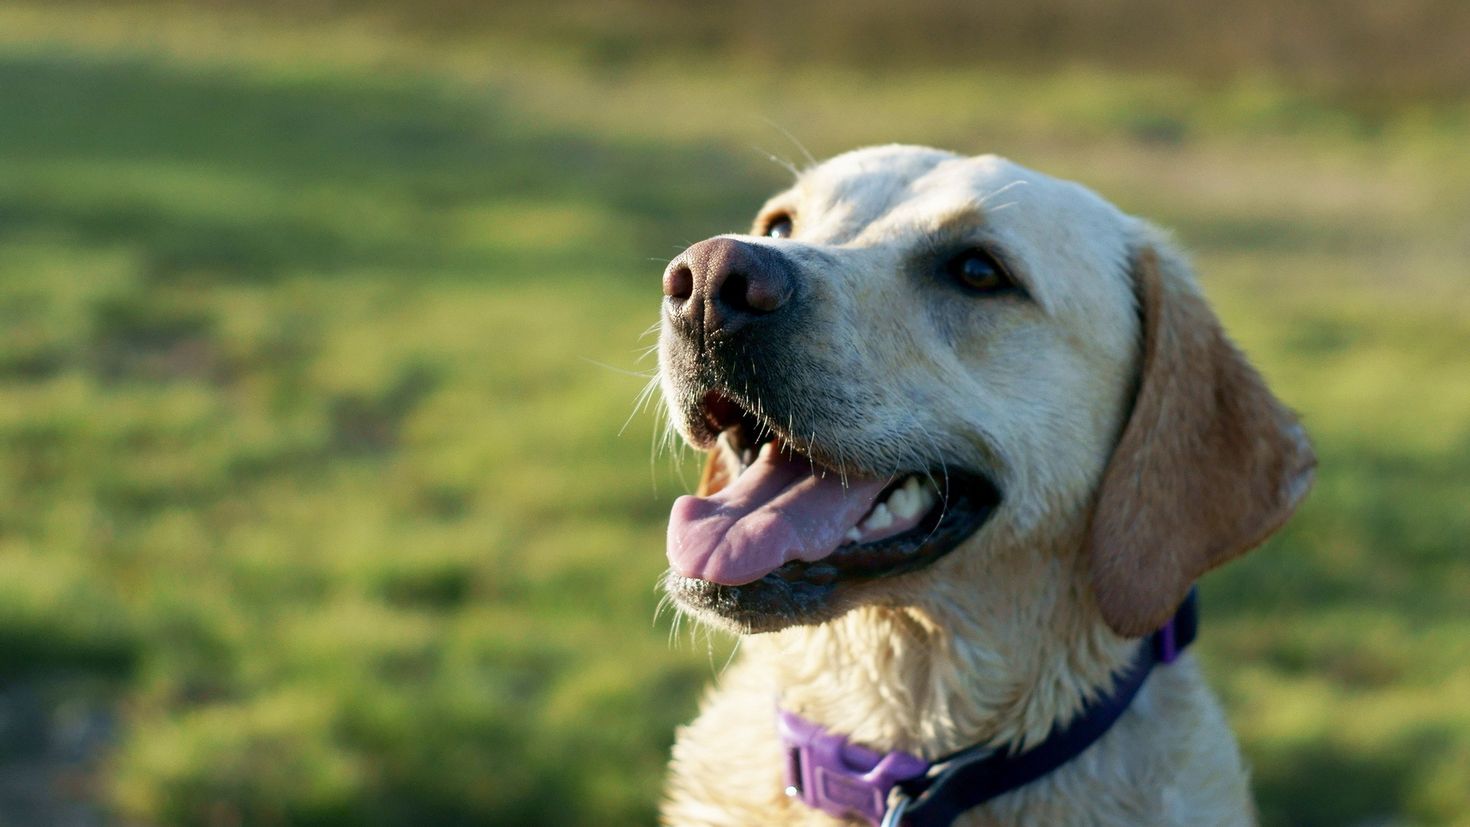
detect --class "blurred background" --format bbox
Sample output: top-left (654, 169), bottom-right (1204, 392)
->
top-left (0, 1), bottom-right (1467, 825)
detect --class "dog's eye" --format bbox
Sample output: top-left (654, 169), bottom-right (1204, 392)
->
top-left (763, 214), bottom-right (794, 239)
top-left (946, 249), bottom-right (1014, 294)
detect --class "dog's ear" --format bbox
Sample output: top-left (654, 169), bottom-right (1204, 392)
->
top-left (696, 450), bottom-right (734, 497)
top-left (1087, 243), bottom-right (1316, 637)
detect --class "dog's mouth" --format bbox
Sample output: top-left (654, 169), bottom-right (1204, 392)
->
top-left (665, 390), bottom-right (1001, 630)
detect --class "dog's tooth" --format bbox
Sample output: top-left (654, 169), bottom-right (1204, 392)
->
top-left (864, 503), bottom-right (893, 530)
top-left (845, 527), bottom-right (862, 543)
top-left (915, 480), bottom-right (935, 506)
top-left (887, 488), bottom-right (913, 520)
top-left (902, 490), bottom-right (924, 519)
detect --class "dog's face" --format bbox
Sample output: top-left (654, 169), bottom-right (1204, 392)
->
top-left (657, 146), bottom-right (1313, 636)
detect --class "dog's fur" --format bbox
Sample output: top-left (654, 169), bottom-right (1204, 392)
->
top-left (657, 146), bottom-right (1314, 826)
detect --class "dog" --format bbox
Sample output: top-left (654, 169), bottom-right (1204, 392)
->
top-left (655, 145), bottom-right (1314, 826)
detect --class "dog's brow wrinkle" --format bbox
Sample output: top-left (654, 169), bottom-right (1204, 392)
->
top-left (928, 204), bottom-right (988, 232)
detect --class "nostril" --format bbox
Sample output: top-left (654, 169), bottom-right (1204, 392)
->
top-left (664, 263), bottom-right (694, 301)
top-left (743, 275), bottom-right (787, 313)
top-left (718, 271), bottom-right (752, 313)
top-left (718, 268), bottom-right (787, 315)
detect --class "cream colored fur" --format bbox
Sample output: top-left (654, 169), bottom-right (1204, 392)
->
top-left (658, 146), bottom-right (1279, 826)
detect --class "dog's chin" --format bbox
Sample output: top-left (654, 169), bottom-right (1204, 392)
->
top-left (664, 572), bottom-right (852, 634)
top-left (664, 462), bottom-right (1002, 633)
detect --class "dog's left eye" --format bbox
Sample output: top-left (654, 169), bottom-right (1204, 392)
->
top-left (946, 249), bottom-right (1014, 294)
top-left (763, 214), bottom-right (794, 239)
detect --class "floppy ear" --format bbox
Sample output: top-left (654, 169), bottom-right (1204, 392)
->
top-left (1087, 243), bottom-right (1316, 637)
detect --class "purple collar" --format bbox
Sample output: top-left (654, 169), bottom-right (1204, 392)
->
top-left (777, 589), bottom-right (1199, 827)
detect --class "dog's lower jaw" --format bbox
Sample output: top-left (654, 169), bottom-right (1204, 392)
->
top-left (661, 547), bottom-right (1257, 826)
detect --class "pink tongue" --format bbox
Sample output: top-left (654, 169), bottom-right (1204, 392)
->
top-left (666, 444), bottom-right (888, 585)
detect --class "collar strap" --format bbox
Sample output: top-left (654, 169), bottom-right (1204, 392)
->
top-left (777, 589), bottom-right (1199, 827)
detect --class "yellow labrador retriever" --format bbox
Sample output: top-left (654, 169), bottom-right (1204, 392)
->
top-left (656, 146), bottom-right (1314, 826)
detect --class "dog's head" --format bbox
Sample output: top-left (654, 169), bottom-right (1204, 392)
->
top-left (658, 146), bottom-right (1314, 637)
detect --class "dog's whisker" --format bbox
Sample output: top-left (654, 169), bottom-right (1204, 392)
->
top-left (758, 117), bottom-right (818, 168)
top-left (653, 587), bottom-right (676, 631)
top-left (718, 636), bottom-right (743, 676)
top-left (622, 375), bottom-right (661, 438)
top-left (976, 178), bottom-right (1030, 207)
top-left (753, 146), bottom-right (801, 179)
top-left (580, 354), bottom-right (657, 379)
top-left (648, 406), bottom-right (664, 494)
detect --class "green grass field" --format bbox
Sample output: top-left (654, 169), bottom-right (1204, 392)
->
top-left (0, 4), bottom-right (1467, 826)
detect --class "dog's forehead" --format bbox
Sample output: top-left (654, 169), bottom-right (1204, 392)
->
top-left (798, 145), bottom-right (956, 200)
top-left (794, 147), bottom-right (1136, 315)
top-left (796, 147), bottom-right (1125, 235)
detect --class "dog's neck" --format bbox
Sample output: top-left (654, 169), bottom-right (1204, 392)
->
top-left (749, 541), bottom-right (1135, 759)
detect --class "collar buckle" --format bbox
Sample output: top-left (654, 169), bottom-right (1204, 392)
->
top-left (778, 710), bottom-right (929, 826)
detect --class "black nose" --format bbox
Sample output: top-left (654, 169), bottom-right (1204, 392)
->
top-left (663, 237), bottom-right (795, 337)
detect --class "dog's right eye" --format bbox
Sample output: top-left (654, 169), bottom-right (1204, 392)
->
top-left (763, 214), bottom-right (794, 239)
top-left (945, 248), bottom-right (1016, 295)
